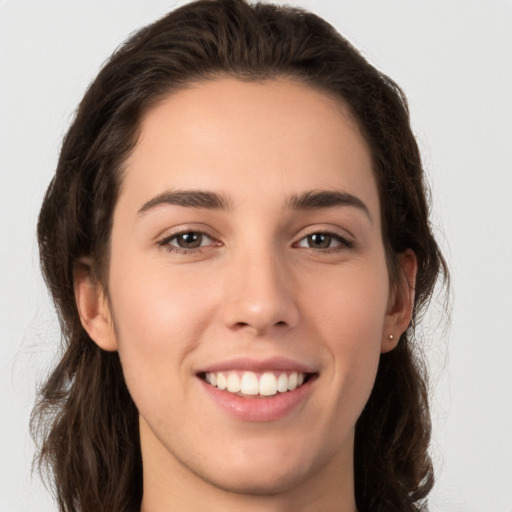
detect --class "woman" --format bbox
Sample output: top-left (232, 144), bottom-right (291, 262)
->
top-left (32, 0), bottom-right (448, 510)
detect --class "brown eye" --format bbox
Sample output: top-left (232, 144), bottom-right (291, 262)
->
top-left (174, 232), bottom-right (204, 249)
top-left (307, 233), bottom-right (332, 249)
top-left (295, 232), bottom-right (353, 251)
top-left (160, 231), bottom-right (216, 251)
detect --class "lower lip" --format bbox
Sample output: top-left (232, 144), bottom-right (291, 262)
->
top-left (199, 377), bottom-right (315, 422)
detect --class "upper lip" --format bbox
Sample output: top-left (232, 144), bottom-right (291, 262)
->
top-left (196, 356), bottom-right (317, 374)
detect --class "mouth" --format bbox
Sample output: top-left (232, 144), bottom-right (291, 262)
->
top-left (196, 357), bottom-right (318, 421)
top-left (199, 370), bottom-right (315, 398)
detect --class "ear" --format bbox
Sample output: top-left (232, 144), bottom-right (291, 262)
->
top-left (73, 258), bottom-right (118, 352)
top-left (381, 249), bottom-right (418, 354)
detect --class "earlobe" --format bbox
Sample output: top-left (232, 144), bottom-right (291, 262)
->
top-left (73, 259), bottom-right (118, 352)
top-left (381, 249), bottom-right (418, 354)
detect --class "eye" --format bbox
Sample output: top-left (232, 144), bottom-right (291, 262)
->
top-left (159, 231), bottom-right (216, 251)
top-left (295, 232), bottom-right (352, 250)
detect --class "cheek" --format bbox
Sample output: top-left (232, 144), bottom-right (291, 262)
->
top-left (303, 256), bottom-right (390, 342)
top-left (107, 261), bottom-right (219, 400)
top-left (111, 256), bottom-right (218, 340)
top-left (301, 260), bottom-right (389, 407)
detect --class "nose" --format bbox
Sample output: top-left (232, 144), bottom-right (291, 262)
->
top-left (222, 247), bottom-right (300, 335)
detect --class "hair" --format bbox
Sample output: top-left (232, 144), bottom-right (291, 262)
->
top-left (32, 1), bottom-right (448, 511)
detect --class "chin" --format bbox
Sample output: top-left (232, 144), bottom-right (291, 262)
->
top-left (196, 434), bottom-right (321, 494)
top-left (199, 462), bottom-right (310, 497)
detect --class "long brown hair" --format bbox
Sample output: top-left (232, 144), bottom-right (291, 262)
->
top-left (32, 1), bottom-right (448, 510)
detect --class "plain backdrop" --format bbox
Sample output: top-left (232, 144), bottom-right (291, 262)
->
top-left (1, 1), bottom-right (511, 511)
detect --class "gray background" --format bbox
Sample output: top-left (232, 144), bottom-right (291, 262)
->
top-left (1, 1), bottom-right (511, 510)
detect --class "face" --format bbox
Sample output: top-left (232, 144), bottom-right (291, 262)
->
top-left (78, 78), bottom-right (413, 504)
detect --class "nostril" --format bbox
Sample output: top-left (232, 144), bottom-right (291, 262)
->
top-left (232, 320), bottom-right (289, 331)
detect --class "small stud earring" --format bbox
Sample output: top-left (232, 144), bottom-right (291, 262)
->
top-left (388, 334), bottom-right (394, 341)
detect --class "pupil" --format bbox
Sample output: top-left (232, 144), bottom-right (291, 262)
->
top-left (309, 233), bottom-right (330, 248)
top-left (178, 232), bottom-right (202, 248)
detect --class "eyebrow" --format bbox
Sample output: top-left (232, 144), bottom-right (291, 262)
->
top-left (137, 188), bottom-right (372, 222)
top-left (288, 190), bottom-right (372, 222)
top-left (138, 190), bottom-right (231, 216)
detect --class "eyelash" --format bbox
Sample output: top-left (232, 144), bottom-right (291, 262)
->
top-left (157, 230), bottom-right (354, 254)
top-left (294, 231), bottom-right (354, 253)
top-left (158, 230), bottom-right (217, 254)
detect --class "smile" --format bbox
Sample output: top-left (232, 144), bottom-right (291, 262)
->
top-left (203, 371), bottom-right (307, 397)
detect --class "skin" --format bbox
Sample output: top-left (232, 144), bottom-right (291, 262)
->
top-left (75, 78), bottom-right (416, 512)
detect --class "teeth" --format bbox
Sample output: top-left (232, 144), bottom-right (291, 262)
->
top-left (276, 373), bottom-right (288, 393)
top-left (288, 372), bottom-right (298, 391)
top-left (259, 373), bottom-right (277, 396)
top-left (227, 373), bottom-right (241, 393)
top-left (240, 371), bottom-right (259, 395)
top-left (204, 370), bottom-right (308, 396)
top-left (217, 373), bottom-right (227, 390)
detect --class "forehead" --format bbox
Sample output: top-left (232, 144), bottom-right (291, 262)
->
top-left (119, 77), bottom-right (379, 218)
